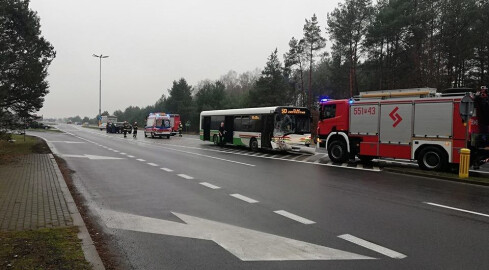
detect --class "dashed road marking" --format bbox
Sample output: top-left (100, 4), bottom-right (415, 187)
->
top-left (127, 155), bottom-right (135, 158)
top-left (177, 174), bottom-right (194, 179)
top-left (273, 210), bottom-right (315, 225)
top-left (230, 194), bottom-right (259, 203)
top-left (424, 202), bottom-right (489, 218)
top-left (147, 163), bottom-right (158, 166)
top-left (136, 159), bottom-right (146, 162)
top-left (120, 152), bottom-right (126, 155)
top-left (161, 168), bottom-right (174, 172)
top-left (338, 234), bottom-right (407, 259)
top-left (200, 182), bottom-right (221, 189)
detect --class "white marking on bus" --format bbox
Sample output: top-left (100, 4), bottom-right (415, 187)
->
top-left (273, 210), bottom-right (315, 225)
top-left (177, 174), bottom-right (194, 180)
top-left (424, 202), bottom-right (489, 218)
top-left (136, 159), bottom-right (146, 162)
top-left (200, 182), bottom-right (221, 189)
top-left (161, 168), bottom-right (173, 172)
top-left (338, 234), bottom-right (407, 259)
top-left (230, 194), bottom-right (259, 204)
top-left (147, 163), bottom-right (158, 166)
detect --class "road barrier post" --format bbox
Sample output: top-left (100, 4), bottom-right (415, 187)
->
top-left (459, 148), bottom-right (470, 179)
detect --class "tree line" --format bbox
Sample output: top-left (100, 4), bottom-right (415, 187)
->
top-left (79, 0), bottom-right (487, 132)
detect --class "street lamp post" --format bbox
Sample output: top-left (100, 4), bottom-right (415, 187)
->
top-left (93, 54), bottom-right (109, 126)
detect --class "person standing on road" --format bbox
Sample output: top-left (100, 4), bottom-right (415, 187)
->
top-left (123, 121), bottom-right (130, 138)
top-left (218, 122), bottom-right (225, 146)
top-left (133, 121), bottom-right (138, 138)
top-left (178, 122), bottom-right (183, 137)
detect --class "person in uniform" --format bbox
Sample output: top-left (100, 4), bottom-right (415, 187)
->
top-left (123, 121), bottom-right (130, 138)
top-left (133, 121), bottom-right (138, 138)
top-left (178, 122), bottom-right (183, 137)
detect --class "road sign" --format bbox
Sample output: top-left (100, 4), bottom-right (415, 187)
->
top-left (460, 94), bottom-right (474, 123)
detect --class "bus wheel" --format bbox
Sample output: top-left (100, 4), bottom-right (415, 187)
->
top-left (250, 138), bottom-right (259, 152)
top-left (213, 135), bottom-right (218, 145)
top-left (328, 140), bottom-right (348, 163)
top-left (417, 147), bottom-right (447, 171)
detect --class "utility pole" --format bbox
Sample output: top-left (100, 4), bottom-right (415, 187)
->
top-left (93, 54), bottom-right (109, 126)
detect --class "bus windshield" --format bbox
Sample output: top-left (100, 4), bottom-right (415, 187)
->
top-left (274, 114), bottom-right (310, 136)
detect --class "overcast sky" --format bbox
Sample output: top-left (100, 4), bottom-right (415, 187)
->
top-left (30, 0), bottom-right (341, 118)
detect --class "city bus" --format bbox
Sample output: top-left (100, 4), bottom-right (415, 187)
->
top-left (200, 106), bottom-right (311, 151)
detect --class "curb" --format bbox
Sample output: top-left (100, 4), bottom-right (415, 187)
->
top-left (34, 135), bottom-right (105, 270)
top-left (384, 167), bottom-right (489, 187)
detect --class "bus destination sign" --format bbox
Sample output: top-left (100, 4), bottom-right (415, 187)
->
top-left (281, 108), bottom-right (307, 115)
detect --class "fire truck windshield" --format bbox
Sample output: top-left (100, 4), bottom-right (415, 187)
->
top-left (274, 114), bottom-right (310, 136)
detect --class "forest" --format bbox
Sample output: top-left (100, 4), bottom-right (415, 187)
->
top-left (69, 0), bottom-right (489, 132)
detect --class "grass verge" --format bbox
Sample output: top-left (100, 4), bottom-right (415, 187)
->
top-left (0, 227), bottom-right (91, 270)
top-left (0, 135), bottom-right (51, 164)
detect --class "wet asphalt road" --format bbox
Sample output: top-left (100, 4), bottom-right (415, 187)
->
top-left (30, 125), bottom-right (489, 270)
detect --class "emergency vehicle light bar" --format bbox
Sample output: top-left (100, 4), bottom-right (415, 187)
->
top-left (358, 88), bottom-right (437, 99)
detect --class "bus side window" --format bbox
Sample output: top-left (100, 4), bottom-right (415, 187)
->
top-left (242, 116), bottom-right (251, 131)
top-left (321, 105), bottom-right (336, 119)
top-left (234, 116), bottom-right (242, 131)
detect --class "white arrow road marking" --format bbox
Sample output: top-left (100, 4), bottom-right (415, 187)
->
top-left (62, 154), bottom-right (124, 160)
top-left (99, 209), bottom-right (374, 261)
top-left (338, 234), bottom-right (407, 259)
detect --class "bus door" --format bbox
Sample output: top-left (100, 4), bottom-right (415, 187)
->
top-left (203, 116), bottom-right (211, 141)
top-left (224, 116), bottom-right (234, 143)
top-left (261, 114), bottom-right (274, 148)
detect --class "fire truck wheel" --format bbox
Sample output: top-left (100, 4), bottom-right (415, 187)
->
top-left (418, 147), bottom-right (447, 171)
top-left (144, 132), bottom-right (147, 138)
top-left (250, 138), bottom-right (259, 152)
top-left (213, 135), bottom-right (219, 145)
top-left (328, 140), bottom-right (348, 163)
top-left (151, 132), bottom-right (155, 138)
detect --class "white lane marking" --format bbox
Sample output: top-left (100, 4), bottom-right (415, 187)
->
top-left (62, 154), bottom-right (124, 160)
top-left (120, 152), bottom-right (126, 155)
top-left (177, 174), bottom-right (194, 179)
top-left (127, 155), bottom-right (135, 158)
top-left (200, 182), bottom-right (221, 189)
top-left (230, 194), bottom-right (259, 203)
top-left (98, 208), bottom-right (374, 261)
top-left (273, 210), bottom-right (315, 225)
top-left (160, 168), bottom-right (174, 172)
top-left (357, 164), bottom-right (364, 169)
top-left (338, 234), bottom-right (407, 259)
top-left (147, 163), bottom-right (158, 166)
top-left (424, 202), bottom-right (489, 218)
top-left (112, 150), bottom-right (119, 152)
top-left (136, 158), bottom-right (146, 162)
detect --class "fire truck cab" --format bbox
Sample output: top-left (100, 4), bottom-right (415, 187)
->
top-left (317, 88), bottom-right (489, 171)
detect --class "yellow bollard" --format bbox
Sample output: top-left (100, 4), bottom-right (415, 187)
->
top-left (459, 148), bottom-right (471, 179)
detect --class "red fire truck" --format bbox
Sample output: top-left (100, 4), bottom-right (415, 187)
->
top-left (317, 88), bottom-right (489, 171)
top-left (168, 114), bottom-right (181, 136)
